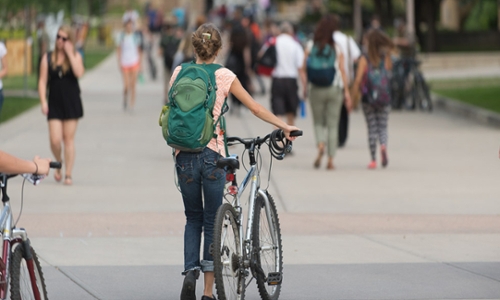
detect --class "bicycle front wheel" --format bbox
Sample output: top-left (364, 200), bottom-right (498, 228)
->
top-left (10, 243), bottom-right (48, 300)
top-left (213, 203), bottom-right (245, 300)
top-left (252, 193), bottom-right (283, 300)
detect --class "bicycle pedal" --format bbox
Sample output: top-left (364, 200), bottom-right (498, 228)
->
top-left (267, 272), bottom-right (282, 286)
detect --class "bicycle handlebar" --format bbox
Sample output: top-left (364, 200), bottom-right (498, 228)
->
top-left (50, 162), bottom-right (62, 169)
top-left (1, 162), bottom-right (63, 186)
top-left (227, 130), bottom-right (302, 147)
top-left (227, 129), bottom-right (302, 161)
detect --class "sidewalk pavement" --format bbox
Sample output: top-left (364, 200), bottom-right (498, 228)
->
top-left (0, 52), bottom-right (499, 299)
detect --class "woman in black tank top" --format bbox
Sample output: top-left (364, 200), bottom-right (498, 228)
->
top-left (38, 25), bottom-right (85, 185)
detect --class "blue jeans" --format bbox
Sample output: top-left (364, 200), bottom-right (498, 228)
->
top-left (176, 147), bottom-right (226, 273)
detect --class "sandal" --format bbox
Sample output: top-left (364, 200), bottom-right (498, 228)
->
top-left (64, 175), bottom-right (72, 186)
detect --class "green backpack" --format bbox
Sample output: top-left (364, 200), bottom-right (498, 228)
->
top-left (159, 62), bottom-right (228, 153)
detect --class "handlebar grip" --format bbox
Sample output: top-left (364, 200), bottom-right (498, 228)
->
top-left (50, 162), bottom-right (62, 169)
top-left (290, 130), bottom-right (303, 137)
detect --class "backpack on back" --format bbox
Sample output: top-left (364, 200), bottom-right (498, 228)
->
top-left (362, 55), bottom-right (391, 107)
top-left (256, 37), bottom-right (276, 76)
top-left (307, 44), bottom-right (336, 86)
top-left (159, 62), bottom-right (226, 152)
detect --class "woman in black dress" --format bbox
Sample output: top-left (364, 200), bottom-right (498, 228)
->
top-left (38, 25), bottom-right (85, 185)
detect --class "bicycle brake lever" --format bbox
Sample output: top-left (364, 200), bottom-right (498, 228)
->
top-left (21, 174), bottom-right (45, 186)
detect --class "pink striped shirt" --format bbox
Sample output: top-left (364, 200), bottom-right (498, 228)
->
top-left (170, 65), bottom-right (237, 157)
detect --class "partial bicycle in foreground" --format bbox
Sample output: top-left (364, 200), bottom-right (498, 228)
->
top-left (213, 129), bottom-right (302, 300)
top-left (0, 161), bottom-right (61, 300)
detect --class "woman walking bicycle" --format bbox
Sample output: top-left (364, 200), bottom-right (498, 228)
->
top-left (352, 29), bottom-right (394, 169)
top-left (169, 23), bottom-right (300, 300)
top-left (38, 25), bottom-right (85, 185)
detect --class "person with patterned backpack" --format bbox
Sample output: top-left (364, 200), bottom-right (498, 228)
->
top-left (160, 23), bottom-right (300, 300)
top-left (352, 29), bottom-right (394, 169)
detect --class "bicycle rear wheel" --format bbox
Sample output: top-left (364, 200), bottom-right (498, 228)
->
top-left (415, 74), bottom-right (433, 111)
top-left (10, 243), bottom-right (48, 300)
top-left (213, 203), bottom-right (245, 300)
top-left (252, 193), bottom-right (283, 300)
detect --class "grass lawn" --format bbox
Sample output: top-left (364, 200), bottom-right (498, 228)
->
top-left (0, 45), bottom-right (112, 124)
top-left (431, 78), bottom-right (500, 114)
top-left (0, 97), bottom-right (39, 124)
top-left (2, 46), bottom-right (113, 90)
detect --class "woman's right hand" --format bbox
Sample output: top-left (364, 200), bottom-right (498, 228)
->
top-left (41, 103), bottom-right (48, 115)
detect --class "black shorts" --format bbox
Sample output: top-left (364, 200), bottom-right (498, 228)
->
top-left (271, 77), bottom-right (299, 116)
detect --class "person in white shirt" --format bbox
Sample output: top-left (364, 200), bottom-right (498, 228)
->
top-left (271, 22), bottom-right (307, 126)
top-left (332, 14), bottom-right (362, 148)
top-left (117, 19), bottom-right (142, 111)
top-left (0, 41), bottom-right (7, 116)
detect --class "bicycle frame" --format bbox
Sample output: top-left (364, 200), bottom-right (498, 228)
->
top-left (227, 157), bottom-right (278, 272)
top-left (0, 175), bottom-right (42, 300)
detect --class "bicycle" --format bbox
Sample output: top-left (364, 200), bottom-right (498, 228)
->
top-left (212, 129), bottom-right (302, 300)
top-left (391, 58), bottom-right (433, 112)
top-left (0, 162), bottom-right (61, 300)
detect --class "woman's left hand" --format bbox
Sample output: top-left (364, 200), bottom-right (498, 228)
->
top-left (344, 91), bottom-right (352, 112)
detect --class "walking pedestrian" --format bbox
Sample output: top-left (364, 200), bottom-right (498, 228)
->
top-left (226, 13), bottom-right (253, 116)
top-left (0, 41), bottom-right (7, 117)
top-left (304, 15), bottom-right (351, 170)
top-left (159, 20), bottom-right (182, 103)
top-left (116, 18), bottom-right (142, 111)
top-left (332, 14), bottom-right (361, 149)
top-left (271, 21), bottom-right (307, 126)
top-left (170, 23), bottom-right (300, 300)
top-left (38, 25), bottom-right (85, 185)
top-left (352, 29), bottom-right (394, 169)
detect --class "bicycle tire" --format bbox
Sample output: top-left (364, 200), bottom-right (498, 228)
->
top-left (252, 193), bottom-right (283, 300)
top-left (213, 203), bottom-right (245, 300)
top-left (10, 244), bottom-right (48, 300)
top-left (415, 74), bottom-right (433, 112)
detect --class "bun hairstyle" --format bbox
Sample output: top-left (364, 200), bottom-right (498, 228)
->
top-left (191, 23), bottom-right (222, 61)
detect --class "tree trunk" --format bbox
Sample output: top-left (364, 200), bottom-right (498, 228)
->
top-left (387, 0), bottom-right (394, 26)
top-left (373, 0), bottom-right (383, 20)
top-left (426, 0), bottom-right (438, 52)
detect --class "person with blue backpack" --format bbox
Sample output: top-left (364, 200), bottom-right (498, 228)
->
top-left (352, 29), bottom-right (394, 169)
top-left (304, 15), bottom-right (352, 170)
top-left (163, 23), bottom-right (300, 300)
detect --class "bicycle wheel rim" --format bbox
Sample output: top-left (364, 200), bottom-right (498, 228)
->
top-left (214, 204), bottom-right (244, 300)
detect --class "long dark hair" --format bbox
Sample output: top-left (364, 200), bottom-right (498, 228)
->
top-left (365, 29), bottom-right (394, 66)
top-left (313, 14), bottom-right (338, 51)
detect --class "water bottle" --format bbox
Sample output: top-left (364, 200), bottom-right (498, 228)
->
top-left (299, 99), bottom-right (306, 118)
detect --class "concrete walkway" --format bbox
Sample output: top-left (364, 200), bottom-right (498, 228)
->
top-left (0, 52), bottom-right (499, 300)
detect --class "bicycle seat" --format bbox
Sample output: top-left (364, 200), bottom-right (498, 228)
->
top-left (217, 155), bottom-right (240, 171)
